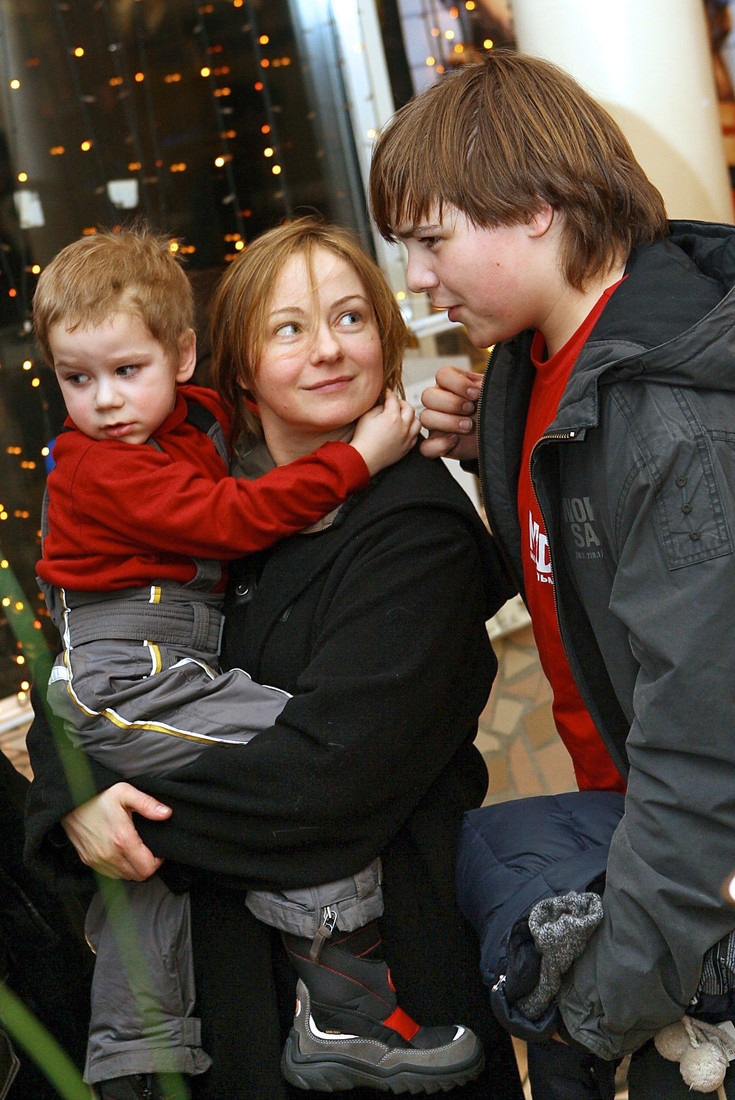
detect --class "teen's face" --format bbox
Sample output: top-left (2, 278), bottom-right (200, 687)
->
top-left (252, 248), bottom-right (384, 452)
top-left (397, 204), bottom-right (552, 348)
top-left (50, 312), bottom-right (195, 445)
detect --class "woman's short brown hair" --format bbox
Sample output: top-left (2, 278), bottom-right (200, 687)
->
top-left (33, 227), bottom-right (194, 366)
top-left (209, 216), bottom-right (407, 441)
top-left (370, 50), bottom-right (669, 289)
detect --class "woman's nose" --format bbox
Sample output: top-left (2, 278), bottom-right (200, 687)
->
top-left (310, 323), bottom-right (342, 363)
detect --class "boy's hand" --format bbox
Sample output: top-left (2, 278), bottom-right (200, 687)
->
top-left (420, 365), bottom-right (482, 463)
top-left (351, 389), bottom-right (420, 475)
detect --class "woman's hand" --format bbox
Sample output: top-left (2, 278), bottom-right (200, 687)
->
top-left (61, 783), bottom-right (172, 881)
top-left (419, 366), bottom-right (482, 463)
top-left (350, 389), bottom-right (420, 475)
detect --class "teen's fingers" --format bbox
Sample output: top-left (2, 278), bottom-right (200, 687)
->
top-left (431, 364), bottom-right (482, 403)
top-left (420, 431), bottom-right (478, 463)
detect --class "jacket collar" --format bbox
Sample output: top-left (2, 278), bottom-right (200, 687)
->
top-left (542, 222), bottom-right (735, 436)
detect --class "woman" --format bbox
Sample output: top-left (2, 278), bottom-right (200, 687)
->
top-left (25, 218), bottom-right (523, 1099)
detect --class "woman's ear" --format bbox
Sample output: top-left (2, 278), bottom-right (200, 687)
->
top-left (237, 379), bottom-right (260, 418)
top-left (175, 328), bottom-right (197, 383)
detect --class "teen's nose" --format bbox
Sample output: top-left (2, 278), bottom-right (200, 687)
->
top-left (405, 251), bottom-right (439, 295)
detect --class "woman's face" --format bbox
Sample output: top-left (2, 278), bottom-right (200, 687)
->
top-left (251, 247), bottom-right (384, 459)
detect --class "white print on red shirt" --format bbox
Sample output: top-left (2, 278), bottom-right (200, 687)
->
top-left (528, 510), bottom-right (554, 584)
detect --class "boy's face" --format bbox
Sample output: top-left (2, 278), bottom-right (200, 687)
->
top-left (49, 311), bottom-right (195, 445)
top-left (395, 203), bottom-right (556, 349)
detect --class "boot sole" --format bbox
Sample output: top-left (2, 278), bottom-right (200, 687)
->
top-left (281, 1034), bottom-right (486, 1094)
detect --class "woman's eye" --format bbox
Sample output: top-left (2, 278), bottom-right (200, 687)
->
top-left (339, 310), bottom-right (362, 327)
top-left (275, 321), bottom-right (300, 337)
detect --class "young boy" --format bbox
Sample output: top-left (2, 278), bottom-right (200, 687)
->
top-left (33, 229), bottom-right (482, 1099)
top-left (370, 50), bottom-right (735, 1100)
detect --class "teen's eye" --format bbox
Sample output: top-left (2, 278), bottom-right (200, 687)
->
top-left (419, 235), bottom-right (441, 249)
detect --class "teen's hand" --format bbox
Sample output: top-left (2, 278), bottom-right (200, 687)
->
top-left (420, 365), bottom-right (482, 462)
top-left (351, 389), bottom-right (420, 475)
top-left (61, 783), bottom-right (172, 881)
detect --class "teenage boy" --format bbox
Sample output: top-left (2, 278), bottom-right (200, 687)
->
top-left (32, 228), bottom-right (483, 1099)
top-left (370, 49), bottom-right (735, 1099)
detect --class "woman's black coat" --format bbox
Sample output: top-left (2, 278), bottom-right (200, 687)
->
top-left (25, 446), bottom-right (523, 1099)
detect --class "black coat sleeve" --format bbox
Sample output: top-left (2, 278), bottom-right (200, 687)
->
top-left (24, 481), bottom-right (500, 895)
top-left (127, 504), bottom-right (496, 890)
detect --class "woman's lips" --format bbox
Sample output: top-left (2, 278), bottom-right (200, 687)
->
top-left (306, 376), bottom-right (353, 393)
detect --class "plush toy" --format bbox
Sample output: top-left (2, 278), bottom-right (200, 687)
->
top-left (655, 1014), bottom-right (735, 1094)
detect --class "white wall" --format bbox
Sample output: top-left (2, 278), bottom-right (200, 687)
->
top-left (512, 0), bottom-right (733, 222)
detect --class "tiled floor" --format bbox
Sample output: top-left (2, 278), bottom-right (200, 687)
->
top-left (0, 624), bottom-right (626, 1098)
top-left (479, 623), bottom-right (576, 804)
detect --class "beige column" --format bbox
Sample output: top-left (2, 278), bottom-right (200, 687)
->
top-left (511, 0), bottom-right (733, 222)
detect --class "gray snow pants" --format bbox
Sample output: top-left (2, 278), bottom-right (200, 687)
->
top-left (44, 585), bottom-right (384, 1084)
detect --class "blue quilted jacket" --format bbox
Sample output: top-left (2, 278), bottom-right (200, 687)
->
top-left (456, 791), bottom-right (625, 1042)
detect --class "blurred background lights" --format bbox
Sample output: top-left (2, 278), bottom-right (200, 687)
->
top-left (0, 0), bottom-right (510, 700)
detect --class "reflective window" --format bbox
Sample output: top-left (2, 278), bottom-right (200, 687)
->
top-left (0, 0), bottom-right (509, 700)
top-left (0, 0), bottom-right (375, 699)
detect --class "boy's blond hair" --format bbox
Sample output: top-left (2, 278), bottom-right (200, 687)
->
top-left (370, 51), bottom-right (669, 290)
top-left (33, 227), bottom-right (195, 366)
top-left (209, 216), bottom-right (407, 442)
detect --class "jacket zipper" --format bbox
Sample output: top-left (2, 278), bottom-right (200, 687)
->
top-left (475, 349), bottom-right (496, 514)
top-left (529, 428), bottom-right (579, 672)
top-left (476, 352), bottom-right (524, 593)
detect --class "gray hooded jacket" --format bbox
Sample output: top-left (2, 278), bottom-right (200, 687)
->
top-left (478, 220), bottom-right (735, 1059)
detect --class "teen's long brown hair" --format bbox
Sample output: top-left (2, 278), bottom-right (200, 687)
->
top-left (370, 51), bottom-right (668, 289)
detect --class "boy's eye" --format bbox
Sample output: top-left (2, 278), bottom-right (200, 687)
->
top-left (66, 373), bottom-right (87, 386)
top-left (116, 363), bottom-right (139, 377)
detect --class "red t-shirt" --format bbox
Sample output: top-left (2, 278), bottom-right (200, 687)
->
top-left (518, 285), bottom-right (626, 793)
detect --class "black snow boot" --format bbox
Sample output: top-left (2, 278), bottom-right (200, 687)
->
top-left (281, 921), bottom-right (484, 1093)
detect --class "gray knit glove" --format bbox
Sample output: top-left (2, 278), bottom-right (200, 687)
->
top-left (516, 891), bottom-right (603, 1020)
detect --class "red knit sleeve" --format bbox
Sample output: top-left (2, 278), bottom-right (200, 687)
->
top-left (39, 435), bottom-right (370, 588)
